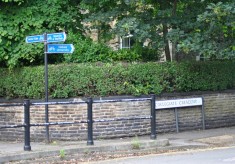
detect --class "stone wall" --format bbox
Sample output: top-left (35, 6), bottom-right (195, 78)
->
top-left (0, 91), bottom-right (235, 141)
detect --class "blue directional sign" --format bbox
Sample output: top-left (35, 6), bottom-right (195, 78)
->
top-left (47, 44), bottom-right (75, 54)
top-left (47, 32), bottom-right (66, 43)
top-left (26, 32), bottom-right (66, 43)
top-left (26, 35), bottom-right (44, 43)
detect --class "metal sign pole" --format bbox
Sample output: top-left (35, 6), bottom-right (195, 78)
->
top-left (26, 31), bottom-right (73, 143)
top-left (44, 33), bottom-right (50, 143)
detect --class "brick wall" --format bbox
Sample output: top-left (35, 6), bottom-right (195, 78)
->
top-left (1, 91), bottom-right (235, 141)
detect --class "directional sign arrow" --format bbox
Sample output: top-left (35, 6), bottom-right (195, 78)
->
top-left (47, 44), bottom-right (75, 54)
top-left (26, 35), bottom-right (44, 43)
top-left (26, 32), bottom-right (66, 43)
top-left (47, 32), bottom-right (66, 43)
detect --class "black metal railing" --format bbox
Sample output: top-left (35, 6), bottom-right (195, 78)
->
top-left (0, 95), bottom-right (156, 151)
top-left (0, 103), bottom-right (25, 129)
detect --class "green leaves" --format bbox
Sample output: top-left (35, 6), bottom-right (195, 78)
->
top-left (0, 0), bottom-right (82, 68)
top-left (175, 1), bottom-right (235, 59)
top-left (1, 0), bottom-right (234, 68)
top-left (0, 0), bottom-right (25, 5)
top-left (81, 0), bottom-right (235, 61)
top-left (0, 61), bottom-right (234, 98)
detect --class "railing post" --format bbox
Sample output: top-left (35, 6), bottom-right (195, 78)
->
top-left (150, 94), bottom-right (156, 139)
top-left (24, 99), bottom-right (31, 151)
top-left (202, 97), bottom-right (205, 130)
top-left (87, 97), bottom-right (94, 145)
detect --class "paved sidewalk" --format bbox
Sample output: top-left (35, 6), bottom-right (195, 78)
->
top-left (1, 126), bottom-right (235, 163)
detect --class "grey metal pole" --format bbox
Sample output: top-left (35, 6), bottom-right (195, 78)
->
top-left (44, 33), bottom-right (50, 143)
top-left (174, 108), bottom-right (179, 133)
top-left (24, 99), bottom-right (31, 151)
top-left (150, 94), bottom-right (156, 139)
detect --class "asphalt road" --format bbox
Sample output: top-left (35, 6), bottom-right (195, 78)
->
top-left (94, 146), bottom-right (235, 164)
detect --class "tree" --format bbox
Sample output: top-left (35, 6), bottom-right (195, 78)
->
top-left (175, 2), bottom-right (235, 59)
top-left (81, 0), bottom-right (234, 61)
top-left (0, 0), bottom-right (82, 68)
top-left (1, 0), bottom-right (234, 66)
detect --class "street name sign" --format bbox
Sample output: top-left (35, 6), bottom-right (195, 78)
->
top-left (26, 32), bottom-right (66, 43)
top-left (155, 97), bottom-right (203, 109)
top-left (47, 44), bottom-right (74, 53)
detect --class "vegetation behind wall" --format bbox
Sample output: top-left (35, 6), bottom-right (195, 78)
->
top-left (0, 61), bottom-right (234, 99)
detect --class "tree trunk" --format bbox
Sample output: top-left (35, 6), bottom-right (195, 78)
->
top-left (171, 0), bottom-right (177, 61)
top-left (163, 24), bottom-right (171, 61)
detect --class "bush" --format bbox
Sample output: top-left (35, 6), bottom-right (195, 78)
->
top-left (174, 61), bottom-right (235, 91)
top-left (63, 32), bottom-right (112, 63)
top-left (64, 32), bottom-right (141, 63)
top-left (63, 32), bottom-right (158, 63)
top-left (0, 61), bottom-right (234, 99)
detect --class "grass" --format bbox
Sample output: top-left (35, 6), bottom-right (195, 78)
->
top-left (131, 136), bottom-right (141, 149)
top-left (59, 149), bottom-right (65, 159)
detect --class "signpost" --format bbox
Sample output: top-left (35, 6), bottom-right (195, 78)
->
top-left (26, 35), bottom-right (44, 43)
top-left (47, 32), bottom-right (66, 43)
top-left (26, 32), bottom-right (66, 43)
top-left (26, 32), bottom-right (74, 143)
top-left (47, 44), bottom-right (74, 54)
top-left (44, 34), bottom-right (49, 143)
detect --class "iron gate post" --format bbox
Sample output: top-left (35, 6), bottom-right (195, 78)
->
top-left (87, 97), bottom-right (94, 145)
top-left (150, 94), bottom-right (156, 139)
top-left (24, 99), bottom-right (31, 151)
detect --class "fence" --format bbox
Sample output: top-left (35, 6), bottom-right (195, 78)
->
top-left (0, 94), bottom-right (207, 151)
top-left (0, 95), bottom-right (156, 151)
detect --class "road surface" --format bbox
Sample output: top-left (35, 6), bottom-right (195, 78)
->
top-left (93, 146), bottom-right (235, 164)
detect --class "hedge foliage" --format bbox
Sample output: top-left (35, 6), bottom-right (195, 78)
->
top-left (0, 61), bottom-right (235, 99)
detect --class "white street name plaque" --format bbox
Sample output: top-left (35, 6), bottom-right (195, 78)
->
top-left (156, 98), bottom-right (202, 109)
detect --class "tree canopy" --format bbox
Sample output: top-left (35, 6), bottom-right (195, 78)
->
top-left (81, 0), bottom-right (235, 61)
top-left (0, 0), bottom-right (234, 67)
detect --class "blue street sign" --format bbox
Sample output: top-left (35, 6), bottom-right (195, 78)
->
top-left (47, 44), bottom-right (75, 54)
top-left (25, 35), bottom-right (44, 43)
top-left (26, 32), bottom-right (66, 43)
top-left (47, 32), bottom-right (66, 43)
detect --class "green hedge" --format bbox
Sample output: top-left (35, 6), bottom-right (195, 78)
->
top-left (0, 61), bottom-right (235, 99)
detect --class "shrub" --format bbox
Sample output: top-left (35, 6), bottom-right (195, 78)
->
top-left (0, 61), bottom-right (234, 99)
top-left (63, 32), bottom-right (113, 63)
top-left (63, 32), bottom-right (157, 63)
